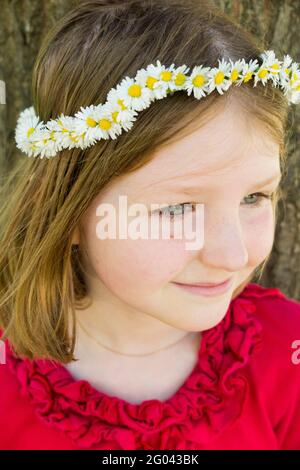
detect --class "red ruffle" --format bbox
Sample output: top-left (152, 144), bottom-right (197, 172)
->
top-left (5, 283), bottom-right (285, 450)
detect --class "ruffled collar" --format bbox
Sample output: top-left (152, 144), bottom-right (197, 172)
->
top-left (5, 283), bottom-right (285, 450)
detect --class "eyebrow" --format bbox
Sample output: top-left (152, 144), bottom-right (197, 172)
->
top-left (164, 172), bottom-right (282, 196)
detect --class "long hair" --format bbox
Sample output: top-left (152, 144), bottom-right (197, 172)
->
top-left (0, 0), bottom-right (291, 362)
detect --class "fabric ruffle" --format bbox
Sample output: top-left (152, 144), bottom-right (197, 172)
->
top-left (5, 283), bottom-right (285, 450)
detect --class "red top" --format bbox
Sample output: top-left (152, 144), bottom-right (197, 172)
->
top-left (1, 282), bottom-right (300, 450)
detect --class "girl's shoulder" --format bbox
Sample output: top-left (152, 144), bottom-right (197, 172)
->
top-left (241, 283), bottom-right (300, 449)
top-left (241, 282), bottom-right (300, 371)
top-left (0, 330), bottom-right (20, 400)
top-left (0, 329), bottom-right (76, 449)
top-left (0, 334), bottom-right (32, 447)
top-left (242, 282), bottom-right (300, 346)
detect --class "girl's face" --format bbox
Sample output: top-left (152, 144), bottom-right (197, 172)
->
top-left (77, 99), bottom-right (281, 332)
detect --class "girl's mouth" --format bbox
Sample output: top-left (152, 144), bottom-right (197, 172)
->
top-left (171, 277), bottom-right (233, 297)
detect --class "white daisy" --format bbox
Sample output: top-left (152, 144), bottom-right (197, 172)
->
top-left (206, 58), bottom-right (233, 95)
top-left (289, 61), bottom-right (300, 86)
top-left (285, 62), bottom-right (300, 104)
top-left (278, 54), bottom-right (294, 90)
top-left (136, 60), bottom-right (189, 99)
top-left (15, 106), bottom-right (45, 156)
top-left (104, 99), bottom-right (137, 133)
top-left (73, 104), bottom-right (102, 148)
top-left (30, 127), bottom-right (61, 158)
top-left (168, 64), bottom-right (190, 92)
top-left (45, 118), bottom-right (68, 152)
top-left (184, 65), bottom-right (211, 99)
top-left (227, 59), bottom-right (245, 86)
top-left (115, 76), bottom-right (153, 111)
top-left (286, 88), bottom-right (300, 105)
top-left (134, 63), bottom-right (161, 100)
top-left (235, 58), bottom-right (259, 86)
top-left (105, 87), bottom-right (138, 128)
top-left (51, 114), bottom-right (81, 151)
top-left (15, 131), bottom-right (41, 158)
top-left (135, 60), bottom-right (180, 100)
top-left (85, 103), bottom-right (124, 141)
top-left (254, 50), bottom-right (282, 87)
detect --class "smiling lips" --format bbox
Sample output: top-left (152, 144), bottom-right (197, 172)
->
top-left (172, 277), bottom-right (233, 297)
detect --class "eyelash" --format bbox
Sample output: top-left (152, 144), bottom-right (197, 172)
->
top-left (155, 192), bottom-right (275, 217)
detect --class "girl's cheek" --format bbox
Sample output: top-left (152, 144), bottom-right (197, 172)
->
top-left (88, 235), bottom-right (192, 292)
top-left (242, 206), bottom-right (275, 263)
top-left (83, 207), bottom-right (198, 290)
top-left (84, 206), bottom-right (275, 292)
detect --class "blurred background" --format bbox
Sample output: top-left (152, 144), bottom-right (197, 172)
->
top-left (0, 0), bottom-right (299, 298)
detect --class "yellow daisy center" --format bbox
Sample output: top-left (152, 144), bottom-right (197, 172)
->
top-left (117, 98), bottom-right (127, 110)
top-left (271, 63), bottom-right (279, 74)
top-left (230, 69), bottom-right (239, 81)
top-left (86, 117), bottom-right (97, 127)
top-left (70, 133), bottom-right (78, 142)
top-left (174, 73), bottom-right (186, 86)
top-left (99, 119), bottom-right (112, 130)
top-left (215, 71), bottom-right (225, 85)
top-left (50, 131), bottom-right (56, 141)
top-left (128, 84), bottom-right (142, 98)
top-left (192, 75), bottom-right (205, 88)
top-left (27, 127), bottom-right (35, 137)
top-left (112, 111), bottom-right (119, 123)
top-left (244, 71), bottom-right (253, 82)
top-left (160, 70), bottom-right (173, 82)
top-left (258, 69), bottom-right (268, 79)
top-left (146, 76), bottom-right (158, 89)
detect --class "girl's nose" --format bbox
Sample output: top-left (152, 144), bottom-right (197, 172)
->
top-left (198, 209), bottom-right (249, 272)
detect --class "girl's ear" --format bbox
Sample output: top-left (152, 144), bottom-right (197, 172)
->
top-left (71, 226), bottom-right (80, 245)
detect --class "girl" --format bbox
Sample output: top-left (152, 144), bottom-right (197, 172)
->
top-left (0, 0), bottom-right (300, 450)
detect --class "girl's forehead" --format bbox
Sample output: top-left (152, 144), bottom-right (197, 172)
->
top-left (96, 101), bottom-right (280, 202)
top-left (106, 149), bottom-right (280, 204)
top-left (119, 130), bottom-right (279, 193)
top-left (132, 104), bottom-right (278, 177)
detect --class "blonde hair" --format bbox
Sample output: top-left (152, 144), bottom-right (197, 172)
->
top-left (0, 0), bottom-right (291, 363)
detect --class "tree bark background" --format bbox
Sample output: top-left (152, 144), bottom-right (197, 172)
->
top-left (0, 0), bottom-right (299, 298)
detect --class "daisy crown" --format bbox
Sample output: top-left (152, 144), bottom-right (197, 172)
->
top-left (15, 50), bottom-right (300, 159)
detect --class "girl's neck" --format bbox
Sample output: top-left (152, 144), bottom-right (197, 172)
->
top-left (64, 329), bottom-right (202, 404)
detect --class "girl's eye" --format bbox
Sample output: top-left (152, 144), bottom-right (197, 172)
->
top-left (156, 203), bottom-right (193, 218)
top-left (153, 192), bottom-right (274, 217)
top-left (242, 192), bottom-right (274, 208)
